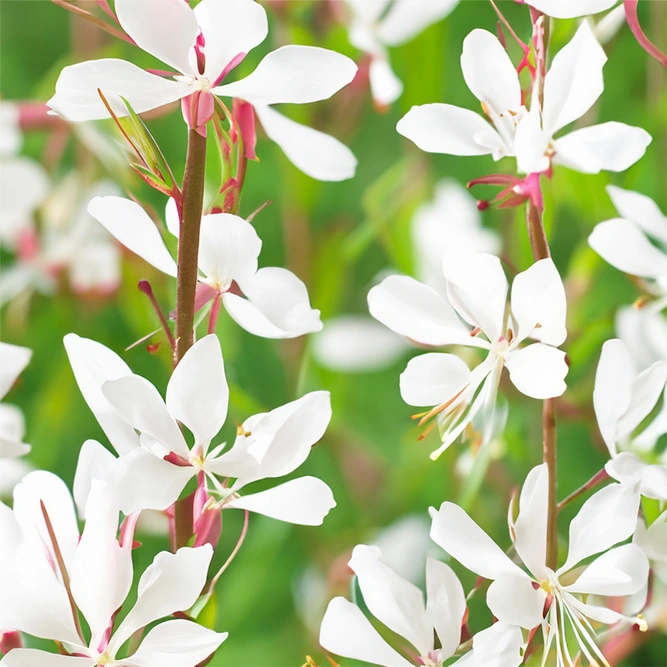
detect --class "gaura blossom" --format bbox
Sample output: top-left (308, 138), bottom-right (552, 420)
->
top-left (47, 0), bottom-right (358, 181)
top-left (368, 252), bottom-right (568, 459)
top-left (88, 195), bottom-right (321, 339)
top-left (589, 186), bottom-right (667, 309)
top-left (319, 544), bottom-right (525, 667)
top-left (430, 464), bottom-right (649, 667)
top-left (594, 339), bottom-right (667, 500)
top-left (64, 333), bottom-right (335, 525)
top-left (0, 343), bottom-right (32, 459)
top-left (397, 22), bottom-right (651, 177)
top-left (0, 472), bottom-right (226, 667)
top-left (343, 0), bottom-right (459, 106)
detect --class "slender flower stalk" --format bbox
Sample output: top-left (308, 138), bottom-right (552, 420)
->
top-left (557, 468), bottom-right (610, 511)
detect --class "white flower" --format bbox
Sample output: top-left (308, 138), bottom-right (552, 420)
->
top-left (88, 195), bottom-right (322, 339)
top-left (594, 339), bottom-right (667, 500)
top-left (0, 471), bottom-right (227, 666)
top-left (397, 23), bottom-right (651, 176)
top-left (319, 544), bottom-right (524, 667)
top-left (526, 0), bottom-right (619, 19)
top-left (368, 252), bottom-right (568, 459)
top-left (344, 0), bottom-right (459, 106)
top-left (64, 333), bottom-right (335, 525)
top-left (0, 343), bottom-right (32, 460)
top-left (47, 0), bottom-right (358, 181)
top-left (430, 464), bottom-right (649, 667)
top-left (589, 186), bottom-right (667, 308)
top-left (616, 305), bottom-right (667, 373)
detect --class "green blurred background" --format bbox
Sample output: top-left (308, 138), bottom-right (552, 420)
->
top-left (1, 1), bottom-right (665, 665)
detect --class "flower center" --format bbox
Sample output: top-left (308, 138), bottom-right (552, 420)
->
top-left (175, 74), bottom-right (212, 92)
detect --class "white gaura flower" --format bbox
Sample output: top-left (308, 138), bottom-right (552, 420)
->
top-left (64, 333), bottom-right (335, 524)
top-left (398, 22), bottom-right (651, 176)
top-left (589, 186), bottom-right (667, 309)
top-left (616, 305), bottom-right (667, 373)
top-left (47, 0), bottom-right (357, 181)
top-left (369, 252), bottom-right (568, 459)
top-left (344, 0), bottom-right (459, 106)
top-left (88, 195), bottom-right (322, 339)
top-left (594, 339), bottom-right (667, 500)
top-left (525, 0), bottom-right (619, 19)
top-left (0, 342), bottom-right (32, 460)
top-left (431, 464), bottom-right (649, 667)
top-left (0, 471), bottom-right (227, 667)
top-left (319, 544), bottom-right (524, 667)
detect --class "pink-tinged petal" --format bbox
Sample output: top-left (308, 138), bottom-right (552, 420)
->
top-left (232, 98), bottom-right (258, 160)
top-left (399, 353), bottom-right (471, 407)
top-left (429, 501), bottom-right (526, 580)
top-left (514, 464), bottom-right (549, 581)
top-left (73, 439), bottom-right (117, 518)
top-left (526, 0), bottom-right (618, 18)
top-left (542, 21), bottom-right (607, 136)
top-left (195, 0), bottom-right (268, 83)
top-left (607, 185), bottom-right (667, 245)
top-left (511, 259), bottom-right (567, 346)
top-left (254, 105), bottom-right (357, 181)
top-left (505, 344), bottom-right (568, 400)
top-left (397, 103), bottom-right (502, 157)
top-left (560, 482), bottom-right (640, 574)
top-left (590, 218), bottom-right (667, 280)
top-left (319, 597), bottom-right (414, 667)
top-left (565, 543), bottom-right (649, 597)
top-left (368, 275), bottom-right (477, 347)
top-left (115, 0), bottom-right (198, 76)
top-left (224, 267), bottom-right (322, 338)
top-left (487, 575), bottom-right (546, 629)
top-left (225, 476), bottom-right (335, 525)
top-left (214, 45), bottom-right (357, 105)
top-left (377, 0), bottom-right (459, 46)
top-left (461, 29), bottom-right (521, 115)
top-left (110, 546), bottom-right (213, 653)
top-left (553, 122), bottom-right (652, 174)
top-left (88, 196), bottom-right (177, 277)
top-left (369, 57), bottom-right (403, 106)
top-left (0, 650), bottom-right (93, 667)
top-left (165, 335), bottom-right (228, 447)
top-left (63, 334), bottom-right (140, 456)
top-left (0, 342), bottom-right (32, 400)
top-left (348, 545), bottom-right (432, 655)
top-left (127, 619), bottom-right (227, 667)
top-left (48, 59), bottom-right (191, 122)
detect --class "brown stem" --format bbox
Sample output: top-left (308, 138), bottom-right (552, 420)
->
top-left (175, 129), bottom-right (207, 364)
top-left (526, 200), bottom-right (550, 260)
top-left (557, 468), bottom-right (609, 511)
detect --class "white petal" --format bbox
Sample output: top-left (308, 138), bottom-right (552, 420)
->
top-left (224, 267), bottom-right (322, 338)
top-left (311, 316), bottom-right (408, 373)
top-left (198, 213), bottom-right (260, 286)
top-left (115, 0), bottom-right (198, 76)
top-left (526, 0), bottom-right (619, 19)
top-left (64, 334), bottom-right (140, 456)
top-left (605, 452), bottom-right (647, 486)
top-left (214, 45), bottom-right (357, 105)
top-left (505, 344), bottom-right (568, 399)
top-left (195, 0), bottom-right (268, 82)
top-left (399, 353), bottom-right (471, 407)
top-left (377, 0), bottom-right (459, 45)
top-left (542, 21), bottom-right (607, 135)
top-left (562, 592), bottom-right (627, 625)
top-left (88, 196), bottom-right (177, 277)
top-left (0, 650), bottom-right (92, 667)
top-left (397, 103), bottom-right (501, 157)
top-left (607, 185), bottom-right (667, 245)
top-left (73, 439), bottom-right (117, 518)
top-left (319, 597), bottom-right (414, 667)
top-left (640, 463), bottom-right (667, 501)
top-left (461, 29), bottom-right (521, 115)
top-left (425, 559), bottom-right (466, 659)
top-left (429, 501), bottom-right (525, 580)
top-left (510, 259), bottom-right (567, 346)
top-left (103, 375), bottom-right (189, 458)
top-left (369, 57), bottom-right (403, 105)
top-left (616, 305), bottom-right (667, 374)
top-left (617, 360), bottom-right (667, 438)
top-left (348, 545), bottom-right (431, 655)
top-left (224, 476), bottom-right (335, 525)
top-left (254, 105), bottom-right (357, 181)
top-left (166, 335), bottom-right (228, 446)
top-left (0, 342), bottom-right (31, 400)
top-left (514, 108), bottom-right (551, 175)
top-left (514, 464), bottom-right (549, 581)
top-left (165, 197), bottom-right (180, 237)
top-left (487, 575), bottom-right (546, 629)
top-left (128, 619), bottom-right (227, 667)
top-left (634, 511), bottom-right (667, 563)
top-left (48, 59), bottom-right (191, 122)
top-left (589, 218), bottom-right (667, 280)
top-left (464, 622), bottom-right (525, 667)
top-left (553, 122), bottom-right (652, 174)
top-left (110, 545), bottom-right (213, 652)
top-left (368, 275), bottom-right (475, 347)
top-left (560, 482), bottom-right (640, 573)
top-left (565, 544), bottom-right (649, 597)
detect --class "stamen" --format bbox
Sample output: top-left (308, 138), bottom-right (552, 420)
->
top-left (417, 385), bottom-right (469, 428)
